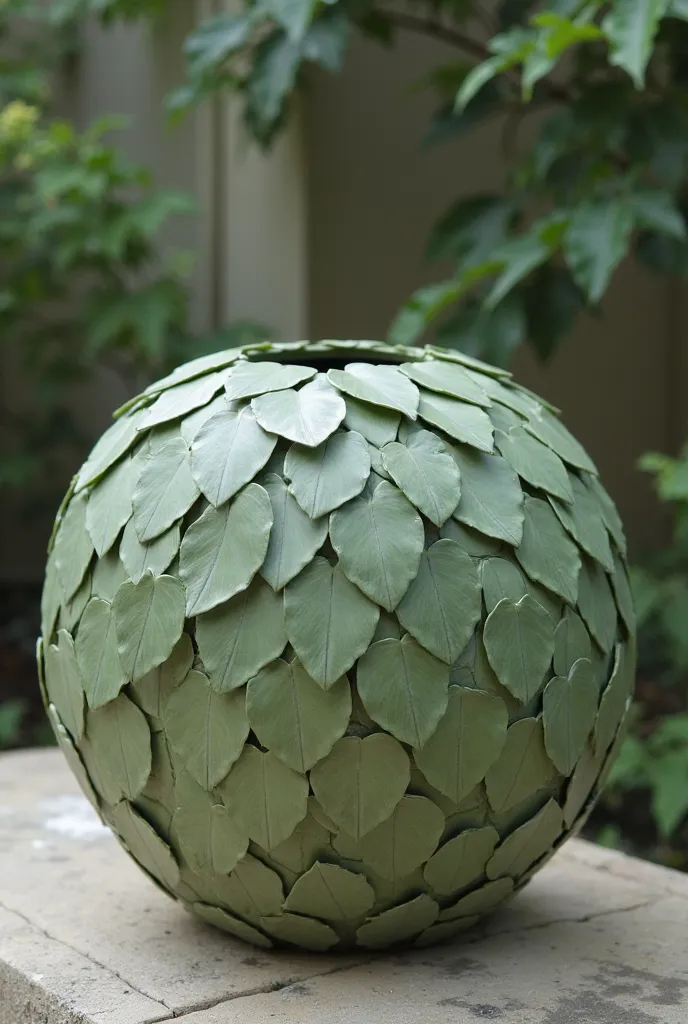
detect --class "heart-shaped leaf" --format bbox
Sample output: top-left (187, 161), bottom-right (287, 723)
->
top-left (543, 658), bottom-right (599, 775)
top-left (356, 635), bottom-right (450, 747)
top-left (397, 540), bottom-right (481, 663)
top-left (414, 686), bottom-right (508, 804)
top-left (357, 795), bottom-right (445, 880)
top-left (483, 595), bottom-right (555, 703)
top-left (113, 572), bottom-right (186, 681)
top-left (246, 658), bottom-right (351, 772)
top-left (381, 430), bottom-right (461, 526)
top-left (486, 798), bottom-right (563, 879)
top-left (179, 482), bottom-right (273, 616)
top-left (328, 363), bottom-right (419, 418)
top-left (284, 861), bottom-right (375, 921)
top-left (190, 404), bottom-right (277, 507)
top-left (418, 392), bottom-right (494, 452)
top-left (132, 438), bottom-right (199, 542)
top-left (285, 429), bottom-right (371, 518)
top-left (225, 360), bottom-right (315, 400)
top-left (87, 693), bottom-right (151, 800)
top-left (260, 473), bottom-right (328, 591)
top-left (219, 746), bottom-right (309, 850)
top-left (449, 445), bottom-right (524, 545)
top-left (310, 734), bottom-right (410, 840)
top-left (252, 378), bottom-right (345, 447)
top-left (516, 497), bottom-right (581, 604)
top-left (165, 669), bottom-right (249, 789)
top-left (284, 557), bottom-right (379, 687)
top-left (400, 360), bottom-right (491, 407)
top-left (496, 427), bottom-right (573, 504)
top-left (75, 597), bottom-right (128, 709)
top-left (330, 480), bottom-right (424, 611)
top-left (485, 717), bottom-right (556, 813)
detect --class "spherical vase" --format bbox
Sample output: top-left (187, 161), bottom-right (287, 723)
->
top-left (39, 340), bottom-right (635, 952)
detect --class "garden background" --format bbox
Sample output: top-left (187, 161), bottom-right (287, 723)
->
top-left (2, 0), bottom-right (688, 872)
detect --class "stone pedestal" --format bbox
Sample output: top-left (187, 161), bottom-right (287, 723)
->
top-left (2, 749), bottom-right (687, 1023)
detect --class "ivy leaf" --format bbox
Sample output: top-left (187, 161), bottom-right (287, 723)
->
top-left (563, 200), bottom-right (635, 302)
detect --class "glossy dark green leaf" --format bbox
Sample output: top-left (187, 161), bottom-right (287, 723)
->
top-left (516, 497), bottom-right (581, 604)
top-left (381, 431), bottom-right (461, 526)
top-left (484, 595), bottom-right (555, 703)
top-left (486, 798), bottom-right (563, 879)
top-left (75, 597), bottom-right (127, 710)
top-left (166, 669), bottom-right (248, 789)
top-left (577, 556), bottom-right (618, 653)
top-left (343, 395), bottom-right (400, 446)
top-left (44, 629), bottom-right (85, 742)
top-left (356, 893), bottom-right (439, 949)
top-left (110, 800), bottom-right (180, 890)
top-left (247, 658), bottom-right (351, 772)
top-left (132, 438), bottom-right (199, 542)
top-left (610, 550), bottom-right (636, 634)
top-left (86, 455), bottom-right (137, 557)
top-left (196, 577), bottom-right (286, 693)
top-left (261, 913), bottom-right (338, 951)
top-left (119, 518), bottom-right (180, 584)
top-left (423, 826), bottom-right (500, 896)
top-left (543, 659), bottom-right (599, 775)
top-left (438, 876), bottom-right (514, 921)
top-left (418, 392), bottom-right (494, 452)
top-left (284, 429), bottom-right (370, 518)
top-left (220, 746), bottom-right (309, 850)
top-left (449, 446), bottom-right (524, 545)
top-left (496, 427), bottom-right (573, 504)
top-left (525, 406), bottom-right (596, 474)
top-left (130, 633), bottom-right (193, 723)
top-left (553, 609), bottom-right (592, 676)
top-left (190, 404), bottom-right (277, 506)
top-left (193, 903), bottom-right (272, 948)
top-left (47, 704), bottom-right (100, 810)
top-left (284, 861), bottom-right (375, 921)
top-left (400, 360), bottom-right (491, 407)
top-left (113, 573), bottom-right (186, 681)
top-left (87, 694), bottom-right (151, 800)
top-left (330, 481), bottom-right (424, 611)
top-left (54, 492), bottom-right (93, 602)
top-left (397, 540), bottom-right (481, 663)
top-left (357, 795), bottom-right (445, 880)
top-left (594, 643), bottom-right (634, 755)
top-left (261, 473), bottom-right (327, 591)
top-left (142, 370), bottom-right (229, 431)
top-left (310, 734), bottom-right (410, 840)
top-left (284, 557), bottom-right (379, 687)
top-left (485, 718), bottom-right (556, 813)
top-left (357, 635), bottom-right (450, 747)
top-left (564, 199), bottom-right (634, 303)
top-left (440, 518), bottom-right (503, 557)
top-left (174, 778), bottom-right (249, 874)
top-left (225, 360), bottom-right (315, 400)
top-left (480, 557), bottom-right (528, 612)
top-left (328, 363), bottom-right (419, 418)
top-left (179, 483), bottom-right (273, 616)
top-left (415, 686), bottom-right (508, 804)
top-left (252, 378), bottom-right (345, 447)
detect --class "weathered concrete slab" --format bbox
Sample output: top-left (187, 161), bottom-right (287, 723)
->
top-left (2, 748), bottom-right (687, 1024)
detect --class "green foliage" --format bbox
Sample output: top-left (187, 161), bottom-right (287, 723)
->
top-left (0, 0), bottom-right (268, 505)
top-left (175, 0), bottom-right (688, 365)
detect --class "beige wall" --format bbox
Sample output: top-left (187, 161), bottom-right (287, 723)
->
top-left (305, 33), bottom-right (674, 553)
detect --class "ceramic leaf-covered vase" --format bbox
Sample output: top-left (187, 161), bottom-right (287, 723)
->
top-left (39, 340), bottom-right (635, 952)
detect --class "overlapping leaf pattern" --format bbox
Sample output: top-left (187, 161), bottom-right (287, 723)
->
top-left (40, 340), bottom-right (635, 952)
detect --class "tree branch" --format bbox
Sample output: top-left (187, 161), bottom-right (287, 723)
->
top-left (384, 9), bottom-right (573, 105)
